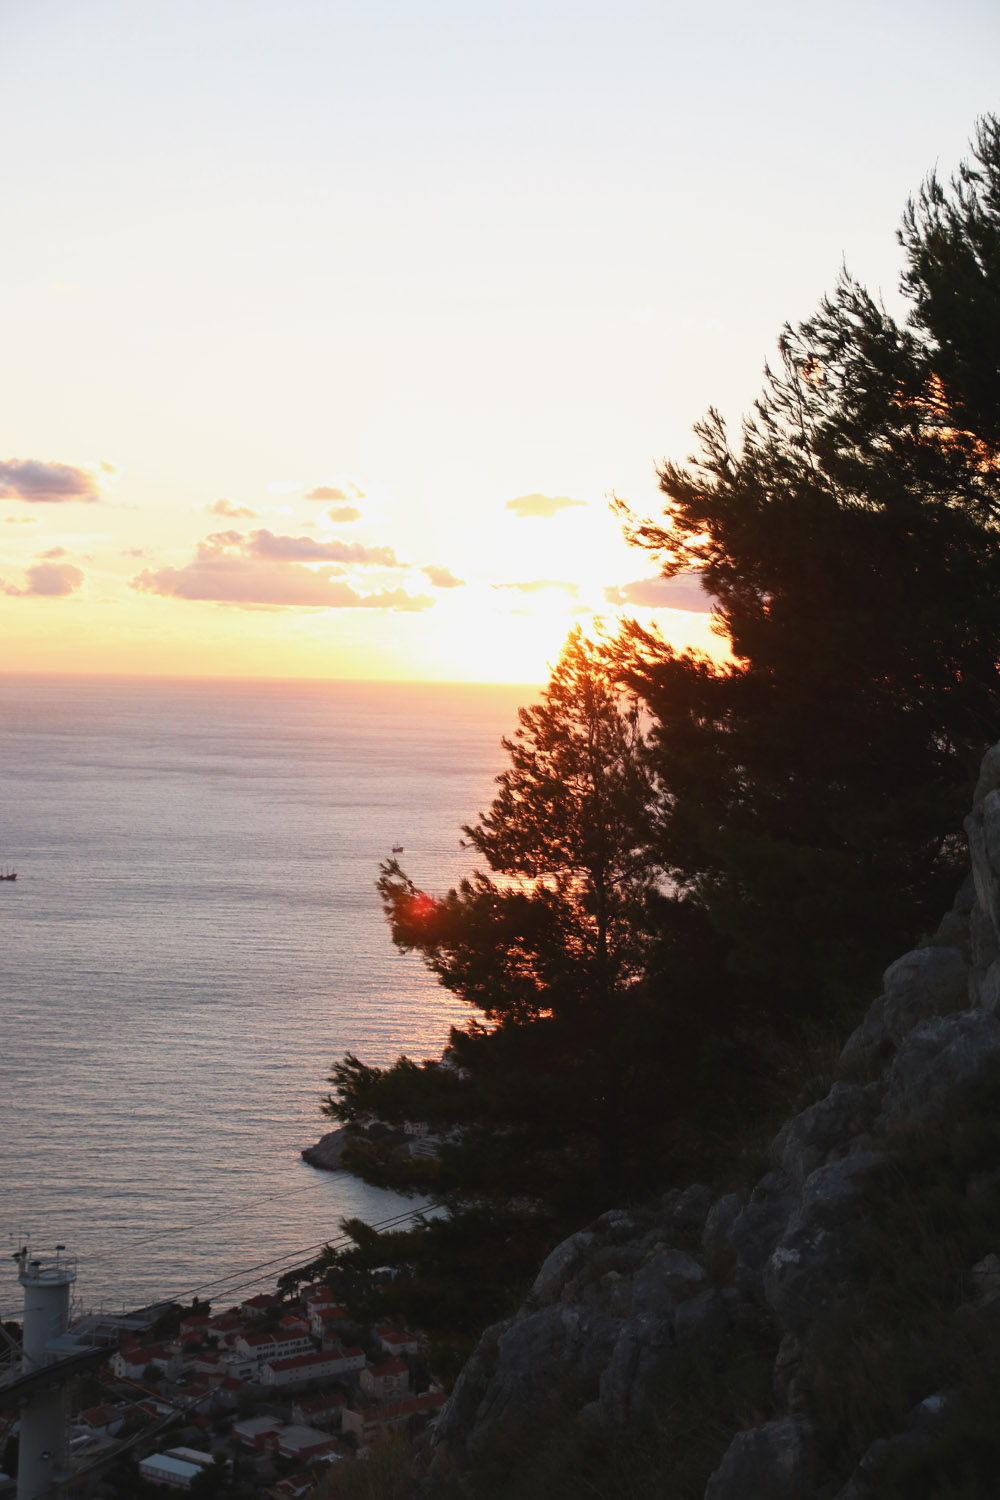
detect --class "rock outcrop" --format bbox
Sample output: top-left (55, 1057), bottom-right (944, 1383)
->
top-left (301, 1127), bottom-right (348, 1170)
top-left (415, 753), bottom-right (1000, 1498)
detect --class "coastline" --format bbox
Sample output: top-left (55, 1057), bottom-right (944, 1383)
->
top-left (301, 1128), bottom-right (349, 1172)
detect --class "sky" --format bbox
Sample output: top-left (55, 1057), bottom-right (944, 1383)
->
top-left (2, 0), bottom-right (998, 684)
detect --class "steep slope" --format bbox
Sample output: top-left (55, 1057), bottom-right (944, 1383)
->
top-left (415, 748), bottom-right (1000, 1499)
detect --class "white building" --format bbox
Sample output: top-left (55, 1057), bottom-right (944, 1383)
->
top-left (258, 1347), bottom-right (365, 1388)
top-left (139, 1452), bottom-right (203, 1490)
top-left (360, 1356), bottom-right (410, 1401)
top-left (275, 1424), bottom-right (338, 1461)
top-left (233, 1331), bottom-right (313, 1365)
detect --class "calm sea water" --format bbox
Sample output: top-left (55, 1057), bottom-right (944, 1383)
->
top-left (0, 674), bottom-right (530, 1321)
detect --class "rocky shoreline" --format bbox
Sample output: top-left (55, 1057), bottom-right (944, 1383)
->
top-left (301, 1127), bottom-right (349, 1171)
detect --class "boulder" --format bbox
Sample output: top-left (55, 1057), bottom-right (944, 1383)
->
top-left (705, 1415), bottom-right (815, 1500)
top-left (877, 1010), bottom-right (1000, 1132)
top-left (880, 946), bottom-right (968, 1041)
top-left (300, 1128), bottom-right (347, 1170)
top-left (771, 1082), bottom-right (881, 1188)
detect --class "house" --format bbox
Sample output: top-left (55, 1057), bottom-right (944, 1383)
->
top-left (164, 1447), bottom-right (214, 1469)
top-left (258, 1347), bottom-right (365, 1388)
top-left (232, 1414), bottom-right (284, 1451)
top-left (178, 1314), bottom-right (213, 1340)
top-left (300, 1282), bottom-right (334, 1313)
top-left (240, 1292), bottom-right (282, 1318)
top-left (110, 1346), bottom-right (152, 1380)
top-left (359, 1356), bottom-right (409, 1401)
top-left (139, 1451), bottom-right (203, 1490)
top-left (279, 1313), bottom-right (311, 1338)
top-left (207, 1313), bottom-right (245, 1344)
top-left (234, 1330), bottom-right (313, 1366)
top-left (310, 1306), bottom-right (346, 1339)
top-left (76, 1404), bottom-right (125, 1437)
top-left (275, 1424), bottom-right (339, 1461)
top-left (268, 1475), bottom-right (317, 1500)
top-left (374, 1325), bottom-right (420, 1357)
top-left (111, 1344), bottom-right (180, 1380)
top-left (341, 1389), bottom-right (446, 1441)
top-left (292, 1392), bottom-right (346, 1429)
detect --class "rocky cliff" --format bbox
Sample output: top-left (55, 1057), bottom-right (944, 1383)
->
top-left (415, 749), bottom-right (1000, 1499)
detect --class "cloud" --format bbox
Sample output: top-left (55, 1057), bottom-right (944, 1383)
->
top-left (306, 481), bottom-right (365, 503)
top-left (505, 493), bottom-right (587, 519)
top-left (207, 498), bottom-right (259, 519)
top-left (130, 532), bottom-right (430, 611)
top-left (494, 578), bottom-right (580, 597)
top-left (0, 458), bottom-right (106, 504)
top-left (422, 564), bottom-right (464, 589)
top-left (1, 562), bottom-right (86, 597)
top-left (3, 515), bottom-right (38, 525)
top-left (327, 505), bottom-right (362, 523)
top-left (604, 573), bottom-right (712, 612)
top-left (40, 546), bottom-right (68, 559)
top-left (242, 529), bottom-right (401, 566)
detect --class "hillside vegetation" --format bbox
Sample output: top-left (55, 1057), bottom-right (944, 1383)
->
top-left (315, 118), bottom-right (1000, 1494)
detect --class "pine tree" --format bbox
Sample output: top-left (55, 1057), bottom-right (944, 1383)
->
top-left (614, 118), bottom-right (1000, 1016)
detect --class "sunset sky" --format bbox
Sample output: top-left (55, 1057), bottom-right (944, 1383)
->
top-left (2, 0), bottom-right (998, 683)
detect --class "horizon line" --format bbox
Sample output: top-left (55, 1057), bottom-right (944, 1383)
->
top-left (0, 667), bottom-right (545, 691)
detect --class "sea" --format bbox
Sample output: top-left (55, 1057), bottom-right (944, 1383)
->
top-left (0, 673), bottom-right (532, 1324)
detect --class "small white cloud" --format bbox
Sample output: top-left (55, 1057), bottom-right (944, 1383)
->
top-left (422, 564), bottom-right (464, 589)
top-left (244, 529), bottom-right (401, 566)
top-left (494, 578), bottom-right (580, 597)
top-left (327, 505), bottom-right (362, 523)
top-left (208, 498), bottom-right (259, 519)
top-left (505, 493), bottom-right (587, 519)
top-left (604, 573), bottom-right (711, 612)
top-left (307, 481), bottom-right (365, 503)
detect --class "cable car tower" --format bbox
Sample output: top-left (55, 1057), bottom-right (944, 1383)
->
top-left (7, 1245), bottom-right (101, 1500)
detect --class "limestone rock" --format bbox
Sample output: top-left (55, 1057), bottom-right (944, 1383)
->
top-left (701, 1191), bottom-right (742, 1266)
top-left (761, 1153), bottom-right (882, 1333)
top-left (704, 1415), bottom-right (815, 1500)
top-left (658, 1183), bottom-right (716, 1239)
top-left (877, 1010), bottom-right (1000, 1132)
top-left (771, 1082), bottom-right (881, 1188)
top-left (300, 1127), bottom-right (347, 1170)
top-left (881, 945), bottom-right (968, 1041)
top-left (728, 1170), bottom-right (797, 1282)
top-left (530, 1228), bottom-right (597, 1306)
top-left (838, 996), bottom-right (893, 1078)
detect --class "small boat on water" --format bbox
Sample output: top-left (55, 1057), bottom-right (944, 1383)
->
top-left (0, 866), bottom-right (17, 882)
top-left (391, 845), bottom-right (404, 854)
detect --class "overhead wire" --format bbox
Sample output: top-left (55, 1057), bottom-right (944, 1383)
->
top-left (158, 1203), bottom-right (435, 1307)
top-left (1, 1200), bottom-right (440, 1323)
